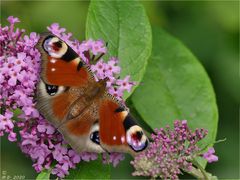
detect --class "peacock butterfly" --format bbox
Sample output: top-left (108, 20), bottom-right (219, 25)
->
top-left (36, 33), bottom-right (148, 156)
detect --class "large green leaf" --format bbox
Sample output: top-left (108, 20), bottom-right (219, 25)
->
top-left (86, 0), bottom-right (152, 98)
top-left (66, 158), bottom-right (110, 179)
top-left (131, 28), bottom-right (218, 150)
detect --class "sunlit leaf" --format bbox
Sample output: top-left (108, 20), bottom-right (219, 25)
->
top-left (86, 0), bottom-right (152, 98)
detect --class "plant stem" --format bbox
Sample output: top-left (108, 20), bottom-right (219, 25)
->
top-left (192, 159), bottom-right (209, 180)
top-left (185, 166), bottom-right (204, 179)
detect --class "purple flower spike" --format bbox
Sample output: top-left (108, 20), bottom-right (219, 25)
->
top-left (131, 120), bottom-right (208, 179)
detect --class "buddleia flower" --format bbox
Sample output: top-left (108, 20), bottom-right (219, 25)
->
top-left (0, 16), bottom-right (136, 178)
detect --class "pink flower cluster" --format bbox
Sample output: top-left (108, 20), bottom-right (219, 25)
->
top-left (131, 120), bottom-right (210, 179)
top-left (0, 17), bottom-right (136, 178)
top-left (0, 16), bottom-right (41, 142)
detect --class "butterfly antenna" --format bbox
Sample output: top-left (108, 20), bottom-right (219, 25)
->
top-left (90, 54), bottom-right (95, 62)
top-left (93, 53), bottom-right (105, 63)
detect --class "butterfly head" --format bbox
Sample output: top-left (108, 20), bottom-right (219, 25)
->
top-left (42, 35), bottom-right (68, 58)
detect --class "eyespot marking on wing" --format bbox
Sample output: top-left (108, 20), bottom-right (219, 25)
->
top-left (126, 125), bottom-right (148, 152)
top-left (122, 113), bottom-right (148, 152)
top-left (90, 122), bottom-right (100, 145)
top-left (42, 36), bottom-right (68, 58)
top-left (45, 84), bottom-right (58, 96)
top-left (39, 79), bottom-right (65, 97)
top-left (86, 122), bottom-right (105, 153)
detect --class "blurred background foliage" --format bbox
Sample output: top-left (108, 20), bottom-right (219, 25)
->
top-left (1, 0), bottom-right (239, 179)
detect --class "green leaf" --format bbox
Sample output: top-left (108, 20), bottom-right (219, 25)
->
top-left (66, 158), bottom-right (110, 179)
top-left (131, 28), bottom-right (218, 164)
top-left (36, 170), bottom-right (50, 180)
top-left (86, 0), bottom-right (152, 99)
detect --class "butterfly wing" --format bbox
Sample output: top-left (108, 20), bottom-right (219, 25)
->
top-left (36, 33), bottom-right (104, 153)
top-left (99, 95), bottom-right (148, 156)
top-left (37, 33), bottom-right (94, 87)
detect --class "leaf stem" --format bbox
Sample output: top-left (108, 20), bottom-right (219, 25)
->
top-left (192, 159), bottom-right (209, 180)
top-left (198, 138), bottom-right (226, 155)
top-left (184, 166), bottom-right (204, 179)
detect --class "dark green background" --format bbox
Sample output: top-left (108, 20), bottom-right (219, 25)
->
top-left (1, 1), bottom-right (239, 179)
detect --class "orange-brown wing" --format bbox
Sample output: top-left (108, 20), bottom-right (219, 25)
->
top-left (36, 33), bottom-right (104, 153)
top-left (59, 100), bottom-right (105, 153)
top-left (37, 80), bottom-right (105, 153)
top-left (99, 97), bottom-right (148, 156)
top-left (37, 33), bottom-right (94, 87)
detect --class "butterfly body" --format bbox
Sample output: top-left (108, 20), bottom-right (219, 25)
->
top-left (36, 33), bottom-right (148, 156)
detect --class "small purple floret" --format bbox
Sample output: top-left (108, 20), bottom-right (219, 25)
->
top-left (202, 147), bottom-right (218, 163)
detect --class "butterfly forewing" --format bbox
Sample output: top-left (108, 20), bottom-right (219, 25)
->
top-left (37, 33), bottom-right (94, 87)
